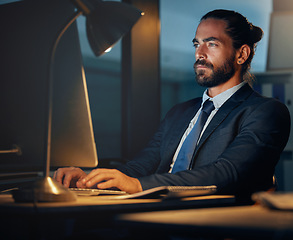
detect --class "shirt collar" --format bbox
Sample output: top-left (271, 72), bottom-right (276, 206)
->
top-left (202, 82), bottom-right (246, 109)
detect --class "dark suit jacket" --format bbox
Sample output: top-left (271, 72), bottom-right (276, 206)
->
top-left (117, 84), bottom-right (291, 198)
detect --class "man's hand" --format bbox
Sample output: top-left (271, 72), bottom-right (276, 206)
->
top-left (79, 168), bottom-right (143, 194)
top-left (53, 167), bottom-right (87, 188)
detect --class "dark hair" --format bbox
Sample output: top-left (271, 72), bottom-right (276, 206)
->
top-left (201, 9), bottom-right (263, 81)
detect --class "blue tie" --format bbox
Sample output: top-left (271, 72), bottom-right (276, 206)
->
top-left (171, 100), bottom-right (215, 173)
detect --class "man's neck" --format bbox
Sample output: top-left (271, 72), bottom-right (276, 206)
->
top-left (207, 74), bottom-right (242, 98)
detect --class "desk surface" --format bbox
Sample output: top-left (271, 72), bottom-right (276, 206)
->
top-left (0, 193), bottom-right (236, 240)
top-left (0, 193), bottom-right (235, 216)
top-left (117, 205), bottom-right (293, 239)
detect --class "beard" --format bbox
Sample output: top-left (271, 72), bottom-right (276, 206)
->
top-left (194, 55), bottom-right (236, 88)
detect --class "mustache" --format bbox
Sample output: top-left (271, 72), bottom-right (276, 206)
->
top-left (194, 59), bottom-right (213, 69)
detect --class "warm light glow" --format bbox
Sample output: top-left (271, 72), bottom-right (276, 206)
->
top-left (105, 47), bottom-right (112, 53)
top-left (141, 12), bottom-right (145, 16)
top-left (47, 177), bottom-right (59, 194)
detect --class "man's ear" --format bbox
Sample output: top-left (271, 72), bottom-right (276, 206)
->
top-left (236, 44), bottom-right (251, 65)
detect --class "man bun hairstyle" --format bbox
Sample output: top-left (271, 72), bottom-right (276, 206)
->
top-left (201, 9), bottom-right (263, 79)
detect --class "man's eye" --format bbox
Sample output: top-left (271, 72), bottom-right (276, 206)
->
top-left (193, 43), bottom-right (199, 49)
top-left (208, 42), bottom-right (217, 47)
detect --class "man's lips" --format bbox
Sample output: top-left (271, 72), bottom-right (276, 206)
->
top-left (196, 64), bottom-right (208, 69)
top-left (194, 64), bottom-right (210, 71)
top-left (194, 61), bottom-right (213, 71)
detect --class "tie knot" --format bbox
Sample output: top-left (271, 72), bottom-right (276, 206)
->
top-left (202, 100), bottom-right (215, 114)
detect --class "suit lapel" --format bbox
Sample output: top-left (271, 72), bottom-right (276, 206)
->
top-left (196, 83), bottom-right (254, 149)
top-left (165, 100), bottom-right (202, 156)
top-left (157, 99), bottom-right (202, 173)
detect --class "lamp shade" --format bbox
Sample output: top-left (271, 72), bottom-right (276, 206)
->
top-left (77, 0), bottom-right (142, 56)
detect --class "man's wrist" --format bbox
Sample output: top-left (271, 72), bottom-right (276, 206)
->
top-left (132, 178), bottom-right (143, 193)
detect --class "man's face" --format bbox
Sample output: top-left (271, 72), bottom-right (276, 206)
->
top-left (193, 18), bottom-right (237, 88)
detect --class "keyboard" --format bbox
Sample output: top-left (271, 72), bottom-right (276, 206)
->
top-left (69, 188), bottom-right (127, 196)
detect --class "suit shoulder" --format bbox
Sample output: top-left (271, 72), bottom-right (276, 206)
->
top-left (235, 84), bottom-right (288, 112)
top-left (248, 90), bottom-right (289, 111)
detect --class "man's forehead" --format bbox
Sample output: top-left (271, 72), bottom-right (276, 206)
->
top-left (194, 18), bottom-right (229, 42)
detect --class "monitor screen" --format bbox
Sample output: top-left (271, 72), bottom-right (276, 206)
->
top-left (0, 1), bottom-right (98, 189)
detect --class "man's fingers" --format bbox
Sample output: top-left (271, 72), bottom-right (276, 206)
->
top-left (85, 168), bottom-right (117, 180)
top-left (76, 180), bottom-right (87, 188)
top-left (62, 173), bottom-right (73, 188)
top-left (53, 167), bottom-right (86, 188)
top-left (82, 169), bottom-right (117, 184)
top-left (97, 179), bottom-right (116, 189)
top-left (54, 169), bottom-right (65, 184)
top-left (84, 172), bottom-right (116, 188)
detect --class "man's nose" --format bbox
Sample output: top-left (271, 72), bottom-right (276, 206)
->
top-left (195, 45), bottom-right (207, 61)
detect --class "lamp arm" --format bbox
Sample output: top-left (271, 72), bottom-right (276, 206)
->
top-left (44, 10), bottom-right (83, 177)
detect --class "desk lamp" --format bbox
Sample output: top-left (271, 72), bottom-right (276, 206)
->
top-left (12, 0), bottom-right (142, 202)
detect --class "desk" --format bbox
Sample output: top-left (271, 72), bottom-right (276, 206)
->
top-left (0, 193), bottom-right (235, 240)
top-left (117, 205), bottom-right (293, 240)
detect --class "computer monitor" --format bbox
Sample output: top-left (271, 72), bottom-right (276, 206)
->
top-left (0, 1), bottom-right (98, 190)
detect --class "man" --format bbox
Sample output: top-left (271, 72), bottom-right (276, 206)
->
top-left (54, 9), bottom-right (290, 199)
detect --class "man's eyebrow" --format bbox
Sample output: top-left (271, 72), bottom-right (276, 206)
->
top-left (192, 37), bottom-right (221, 43)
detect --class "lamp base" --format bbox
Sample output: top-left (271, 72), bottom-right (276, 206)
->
top-left (12, 176), bottom-right (77, 202)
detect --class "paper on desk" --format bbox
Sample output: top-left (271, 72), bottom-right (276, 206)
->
top-left (98, 185), bottom-right (217, 200)
top-left (252, 191), bottom-right (293, 210)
